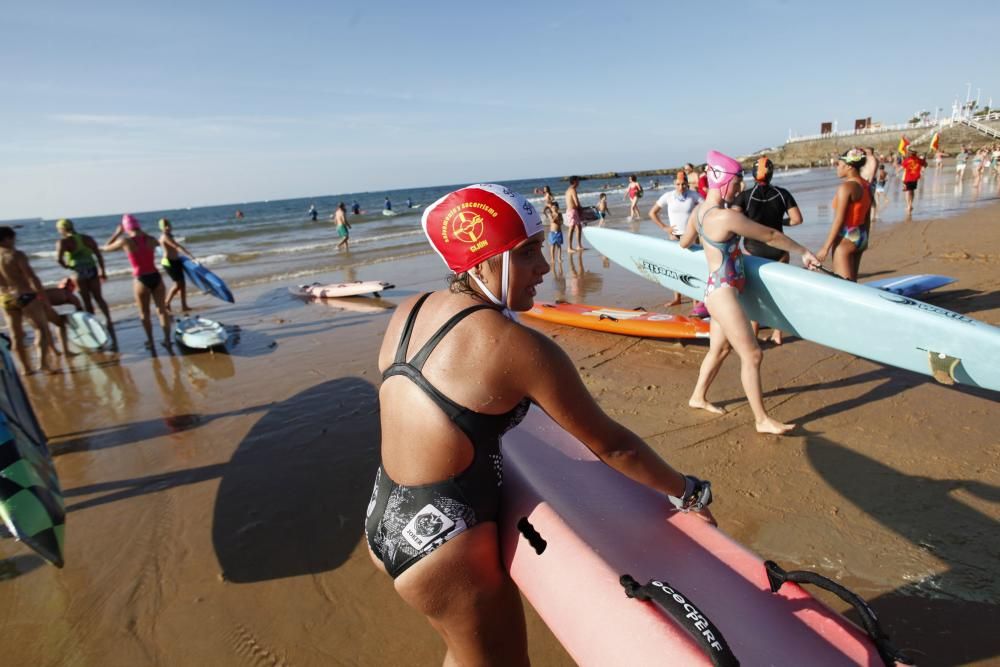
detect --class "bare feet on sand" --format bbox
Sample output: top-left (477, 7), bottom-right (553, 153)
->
top-left (689, 398), bottom-right (725, 415)
top-left (666, 296), bottom-right (682, 307)
top-left (755, 417), bottom-right (795, 435)
top-left (769, 332), bottom-right (783, 345)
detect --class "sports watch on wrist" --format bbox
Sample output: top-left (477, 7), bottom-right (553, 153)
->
top-left (667, 475), bottom-right (712, 512)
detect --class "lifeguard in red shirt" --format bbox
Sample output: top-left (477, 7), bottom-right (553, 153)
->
top-left (901, 147), bottom-right (928, 213)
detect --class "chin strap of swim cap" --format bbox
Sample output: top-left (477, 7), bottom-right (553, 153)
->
top-left (469, 250), bottom-right (518, 321)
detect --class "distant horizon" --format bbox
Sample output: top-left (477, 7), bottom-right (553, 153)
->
top-left (0, 162), bottom-right (703, 223)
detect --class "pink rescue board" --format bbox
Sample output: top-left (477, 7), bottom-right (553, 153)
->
top-left (500, 407), bottom-right (888, 666)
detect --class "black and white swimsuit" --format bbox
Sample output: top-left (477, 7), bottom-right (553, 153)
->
top-left (365, 293), bottom-right (530, 578)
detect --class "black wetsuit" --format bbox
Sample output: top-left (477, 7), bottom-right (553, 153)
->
top-left (732, 183), bottom-right (798, 260)
top-left (365, 293), bottom-right (531, 578)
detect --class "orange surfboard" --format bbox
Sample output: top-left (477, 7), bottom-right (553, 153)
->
top-left (524, 301), bottom-right (708, 339)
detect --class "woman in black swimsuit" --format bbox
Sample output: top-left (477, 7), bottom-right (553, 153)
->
top-left (366, 185), bottom-right (714, 665)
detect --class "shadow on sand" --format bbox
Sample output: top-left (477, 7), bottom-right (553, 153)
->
top-left (806, 434), bottom-right (1000, 665)
top-left (212, 376), bottom-right (380, 582)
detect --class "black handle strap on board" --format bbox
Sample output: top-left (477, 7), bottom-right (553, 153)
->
top-left (621, 574), bottom-right (739, 667)
top-left (763, 561), bottom-right (913, 666)
top-left (598, 314), bottom-right (619, 322)
top-left (815, 264), bottom-right (846, 280)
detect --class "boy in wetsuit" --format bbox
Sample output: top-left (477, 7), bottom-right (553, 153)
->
top-left (0, 226), bottom-right (57, 374)
top-left (158, 218), bottom-right (197, 312)
top-left (546, 201), bottom-right (565, 265)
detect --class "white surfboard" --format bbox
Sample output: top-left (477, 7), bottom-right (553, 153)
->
top-left (174, 317), bottom-right (228, 350)
top-left (585, 227), bottom-right (1000, 391)
top-left (289, 281), bottom-right (394, 299)
top-left (65, 311), bottom-right (110, 351)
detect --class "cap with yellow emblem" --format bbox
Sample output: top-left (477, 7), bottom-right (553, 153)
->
top-left (421, 184), bottom-right (543, 309)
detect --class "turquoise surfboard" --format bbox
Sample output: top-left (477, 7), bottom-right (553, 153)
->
top-left (585, 227), bottom-right (1000, 391)
top-left (180, 257), bottom-right (234, 304)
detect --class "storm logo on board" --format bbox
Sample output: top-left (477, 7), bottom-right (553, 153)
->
top-left (635, 258), bottom-right (705, 288)
top-left (878, 292), bottom-right (974, 324)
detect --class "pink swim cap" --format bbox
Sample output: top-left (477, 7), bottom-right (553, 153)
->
top-left (121, 214), bottom-right (140, 233)
top-left (705, 150), bottom-right (743, 190)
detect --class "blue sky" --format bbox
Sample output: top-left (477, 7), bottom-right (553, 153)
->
top-left (2, 0), bottom-right (997, 218)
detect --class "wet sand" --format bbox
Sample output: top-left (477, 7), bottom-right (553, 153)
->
top-left (2, 202), bottom-right (998, 666)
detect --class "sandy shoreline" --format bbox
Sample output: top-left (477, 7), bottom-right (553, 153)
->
top-left (2, 202), bottom-right (998, 665)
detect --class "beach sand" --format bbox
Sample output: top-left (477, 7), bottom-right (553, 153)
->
top-left (2, 202), bottom-right (998, 666)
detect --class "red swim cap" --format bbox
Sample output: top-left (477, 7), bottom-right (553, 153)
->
top-left (422, 184), bottom-right (543, 275)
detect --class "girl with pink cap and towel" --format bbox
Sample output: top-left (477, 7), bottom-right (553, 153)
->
top-left (679, 151), bottom-right (821, 435)
top-left (104, 215), bottom-right (172, 352)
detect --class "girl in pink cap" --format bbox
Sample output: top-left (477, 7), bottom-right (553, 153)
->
top-left (104, 215), bottom-right (172, 352)
top-left (679, 151), bottom-right (821, 434)
top-left (366, 184), bottom-right (715, 665)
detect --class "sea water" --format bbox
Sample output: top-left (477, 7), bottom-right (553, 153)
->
top-left (7, 166), bottom-right (997, 307)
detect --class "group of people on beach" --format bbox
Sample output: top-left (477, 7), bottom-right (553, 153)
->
top-left (955, 143), bottom-right (1000, 185)
top-left (0, 215), bottom-right (200, 374)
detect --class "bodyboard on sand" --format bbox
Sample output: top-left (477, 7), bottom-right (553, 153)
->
top-left (65, 311), bottom-right (109, 351)
top-left (524, 301), bottom-right (708, 339)
top-left (174, 316), bottom-right (228, 350)
top-left (290, 281), bottom-right (394, 299)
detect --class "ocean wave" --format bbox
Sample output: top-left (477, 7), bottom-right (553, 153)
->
top-left (30, 250), bottom-right (58, 260)
top-left (221, 229), bottom-right (424, 263)
top-left (227, 248), bottom-right (433, 290)
top-left (197, 253), bottom-right (228, 266)
top-left (772, 168), bottom-right (813, 180)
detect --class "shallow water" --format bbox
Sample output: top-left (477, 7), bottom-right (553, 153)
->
top-left (12, 165), bottom-right (1000, 309)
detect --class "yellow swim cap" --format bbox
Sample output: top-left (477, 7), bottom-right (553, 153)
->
top-left (158, 218), bottom-right (170, 230)
top-left (56, 218), bottom-right (74, 232)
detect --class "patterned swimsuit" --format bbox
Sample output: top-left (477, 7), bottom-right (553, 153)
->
top-left (697, 205), bottom-right (746, 297)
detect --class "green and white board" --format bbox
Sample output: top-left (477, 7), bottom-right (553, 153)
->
top-left (0, 337), bottom-right (65, 566)
top-left (585, 227), bottom-right (1000, 392)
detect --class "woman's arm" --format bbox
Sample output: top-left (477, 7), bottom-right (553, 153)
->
top-left (165, 235), bottom-right (195, 260)
top-left (647, 203), bottom-right (673, 237)
top-left (105, 224), bottom-right (123, 246)
top-left (723, 210), bottom-right (819, 268)
top-left (17, 252), bottom-right (47, 297)
top-left (511, 326), bottom-right (712, 518)
top-left (103, 238), bottom-right (125, 252)
top-left (55, 239), bottom-right (68, 269)
top-left (678, 209), bottom-right (700, 248)
top-left (786, 205), bottom-right (804, 226)
top-left (86, 236), bottom-right (108, 279)
top-left (817, 183), bottom-right (851, 261)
